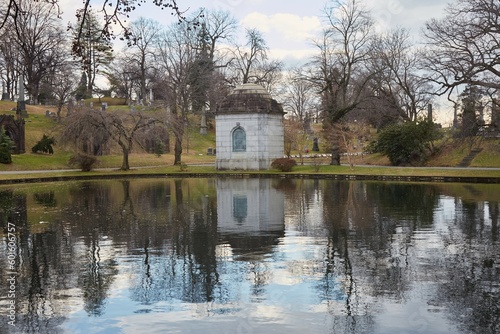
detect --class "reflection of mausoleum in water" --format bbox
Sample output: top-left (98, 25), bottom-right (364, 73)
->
top-left (217, 178), bottom-right (285, 258)
top-left (215, 83), bottom-right (285, 170)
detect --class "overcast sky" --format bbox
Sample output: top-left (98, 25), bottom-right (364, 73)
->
top-left (63, 0), bottom-right (450, 64)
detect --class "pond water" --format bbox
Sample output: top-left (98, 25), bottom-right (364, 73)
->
top-left (0, 178), bottom-right (499, 334)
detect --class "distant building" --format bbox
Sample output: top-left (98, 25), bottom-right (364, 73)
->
top-left (215, 83), bottom-right (285, 170)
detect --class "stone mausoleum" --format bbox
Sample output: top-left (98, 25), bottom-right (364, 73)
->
top-left (215, 83), bottom-right (285, 170)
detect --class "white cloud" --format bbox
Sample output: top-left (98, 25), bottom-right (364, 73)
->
top-left (268, 48), bottom-right (317, 64)
top-left (241, 12), bottom-right (322, 42)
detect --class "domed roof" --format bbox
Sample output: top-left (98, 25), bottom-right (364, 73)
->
top-left (217, 83), bottom-right (284, 114)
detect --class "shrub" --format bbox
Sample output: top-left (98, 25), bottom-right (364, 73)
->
top-left (369, 121), bottom-right (443, 166)
top-left (0, 147), bottom-right (12, 164)
top-left (179, 162), bottom-right (188, 171)
top-left (32, 134), bottom-right (55, 154)
top-left (68, 153), bottom-right (99, 172)
top-left (271, 158), bottom-right (297, 172)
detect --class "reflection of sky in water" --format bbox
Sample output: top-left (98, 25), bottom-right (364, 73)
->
top-left (2, 179), bottom-right (498, 334)
top-left (59, 232), bottom-right (455, 334)
top-left (60, 235), bottom-right (349, 334)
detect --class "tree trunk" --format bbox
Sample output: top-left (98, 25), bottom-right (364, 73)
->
top-left (174, 133), bottom-right (182, 165)
top-left (172, 110), bottom-right (185, 165)
top-left (119, 141), bottom-right (130, 170)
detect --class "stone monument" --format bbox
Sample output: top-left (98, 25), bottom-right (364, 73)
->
top-left (215, 83), bottom-right (285, 170)
top-left (16, 74), bottom-right (28, 118)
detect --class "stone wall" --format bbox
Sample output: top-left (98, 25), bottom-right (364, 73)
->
top-left (216, 113), bottom-right (284, 170)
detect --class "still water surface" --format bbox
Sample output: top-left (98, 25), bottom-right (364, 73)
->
top-left (0, 178), bottom-right (499, 334)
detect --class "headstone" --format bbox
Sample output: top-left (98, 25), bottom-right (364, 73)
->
top-left (45, 110), bottom-right (50, 117)
top-left (207, 147), bottom-right (213, 155)
top-left (101, 102), bottom-right (107, 112)
top-left (312, 137), bottom-right (319, 152)
top-left (1, 84), bottom-right (9, 100)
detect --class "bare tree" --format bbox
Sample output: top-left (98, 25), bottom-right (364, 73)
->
top-left (423, 0), bottom-right (500, 97)
top-left (0, 28), bottom-right (17, 100)
top-left (282, 67), bottom-right (319, 124)
top-left (61, 108), bottom-right (161, 170)
top-left (50, 60), bottom-right (80, 121)
top-left (9, 0), bottom-right (66, 103)
top-left (189, 9), bottom-right (237, 133)
top-left (229, 28), bottom-right (283, 87)
top-left (309, 0), bottom-right (375, 165)
top-left (201, 9), bottom-right (238, 63)
top-left (126, 17), bottom-right (162, 103)
top-left (157, 23), bottom-right (197, 165)
top-left (105, 56), bottom-right (137, 103)
top-left (71, 9), bottom-right (114, 98)
top-left (368, 29), bottom-right (433, 123)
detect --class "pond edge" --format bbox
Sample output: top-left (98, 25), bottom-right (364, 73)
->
top-left (0, 172), bottom-right (499, 185)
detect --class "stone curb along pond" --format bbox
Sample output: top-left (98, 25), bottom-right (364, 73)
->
top-left (0, 171), bottom-right (499, 185)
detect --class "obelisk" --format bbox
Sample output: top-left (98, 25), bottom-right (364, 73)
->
top-left (16, 74), bottom-right (28, 117)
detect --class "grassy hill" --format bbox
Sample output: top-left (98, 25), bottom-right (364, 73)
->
top-left (0, 100), bottom-right (499, 172)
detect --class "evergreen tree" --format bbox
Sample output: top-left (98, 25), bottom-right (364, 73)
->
top-left (72, 9), bottom-right (114, 97)
top-left (0, 126), bottom-right (14, 164)
top-left (75, 72), bottom-right (89, 100)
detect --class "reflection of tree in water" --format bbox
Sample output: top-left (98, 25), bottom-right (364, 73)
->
top-left (3, 178), bottom-right (497, 333)
top-left (356, 182), bottom-right (441, 300)
top-left (78, 236), bottom-right (118, 316)
top-left (33, 191), bottom-right (57, 207)
top-left (318, 181), bottom-right (443, 333)
top-left (129, 179), bottom-right (229, 306)
top-left (0, 191), bottom-right (70, 333)
top-left (62, 182), bottom-right (120, 317)
top-left (436, 200), bottom-right (499, 334)
top-left (223, 235), bottom-right (279, 298)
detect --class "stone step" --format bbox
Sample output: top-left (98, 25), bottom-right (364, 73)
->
top-left (456, 148), bottom-right (483, 167)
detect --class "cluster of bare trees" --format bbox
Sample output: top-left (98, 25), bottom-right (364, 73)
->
top-left (281, 0), bottom-right (499, 164)
top-left (1, 0), bottom-right (498, 167)
top-left (279, 0), bottom-right (435, 164)
top-left (0, 1), bottom-right (283, 168)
